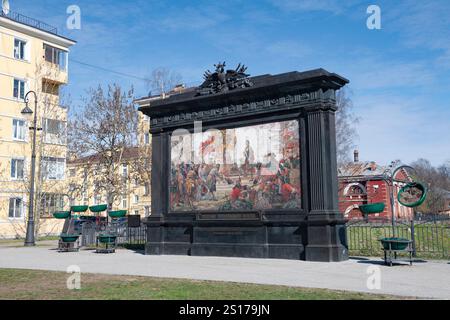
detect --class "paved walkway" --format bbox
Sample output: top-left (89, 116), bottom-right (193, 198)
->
top-left (0, 246), bottom-right (449, 299)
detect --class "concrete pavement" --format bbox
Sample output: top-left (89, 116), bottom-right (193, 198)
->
top-left (0, 246), bottom-right (448, 299)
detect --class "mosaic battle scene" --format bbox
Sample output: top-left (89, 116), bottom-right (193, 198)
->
top-left (170, 120), bottom-right (301, 211)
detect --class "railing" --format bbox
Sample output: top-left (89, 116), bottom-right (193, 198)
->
top-left (81, 222), bottom-right (147, 247)
top-left (346, 217), bottom-right (450, 259)
top-left (0, 10), bottom-right (58, 34)
top-left (113, 223), bottom-right (147, 245)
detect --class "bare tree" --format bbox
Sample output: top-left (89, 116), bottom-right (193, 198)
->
top-left (410, 158), bottom-right (450, 214)
top-left (147, 67), bottom-right (182, 97)
top-left (335, 88), bottom-right (359, 165)
top-left (68, 84), bottom-right (150, 211)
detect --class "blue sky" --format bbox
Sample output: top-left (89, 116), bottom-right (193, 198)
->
top-left (13, 0), bottom-right (450, 166)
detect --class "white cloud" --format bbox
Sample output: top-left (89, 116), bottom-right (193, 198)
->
top-left (266, 41), bottom-right (312, 59)
top-left (157, 6), bottom-right (229, 32)
top-left (383, 1), bottom-right (450, 69)
top-left (353, 93), bottom-right (450, 166)
top-left (269, 0), bottom-right (359, 14)
top-left (346, 59), bottom-right (435, 90)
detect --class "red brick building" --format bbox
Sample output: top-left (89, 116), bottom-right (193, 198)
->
top-left (338, 152), bottom-right (414, 221)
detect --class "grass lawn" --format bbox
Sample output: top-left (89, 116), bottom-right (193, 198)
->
top-left (0, 237), bottom-right (58, 248)
top-left (0, 268), bottom-right (411, 300)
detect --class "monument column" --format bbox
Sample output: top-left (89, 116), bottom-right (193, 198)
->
top-left (145, 131), bottom-right (170, 255)
top-left (150, 131), bottom-right (170, 217)
top-left (304, 89), bottom-right (348, 261)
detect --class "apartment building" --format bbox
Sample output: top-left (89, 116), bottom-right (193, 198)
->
top-left (66, 113), bottom-right (152, 218)
top-left (0, 9), bottom-right (75, 238)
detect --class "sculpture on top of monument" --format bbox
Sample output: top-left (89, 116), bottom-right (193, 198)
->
top-left (196, 62), bottom-right (254, 96)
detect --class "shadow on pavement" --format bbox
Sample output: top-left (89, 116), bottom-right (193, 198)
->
top-left (353, 258), bottom-right (428, 266)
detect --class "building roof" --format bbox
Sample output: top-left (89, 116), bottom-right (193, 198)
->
top-left (338, 161), bottom-right (388, 179)
top-left (134, 84), bottom-right (196, 106)
top-left (68, 146), bottom-right (142, 166)
top-left (0, 10), bottom-right (76, 47)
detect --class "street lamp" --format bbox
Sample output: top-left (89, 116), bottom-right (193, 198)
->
top-left (21, 91), bottom-right (39, 247)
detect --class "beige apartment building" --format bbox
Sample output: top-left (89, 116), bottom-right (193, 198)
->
top-left (0, 9), bottom-right (75, 238)
top-left (66, 113), bottom-right (152, 217)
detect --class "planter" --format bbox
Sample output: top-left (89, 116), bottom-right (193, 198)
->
top-left (398, 182), bottom-right (427, 208)
top-left (380, 237), bottom-right (410, 250)
top-left (359, 202), bottom-right (385, 214)
top-left (108, 210), bottom-right (127, 218)
top-left (53, 211), bottom-right (71, 219)
top-left (98, 234), bottom-right (117, 244)
top-left (60, 234), bottom-right (79, 243)
top-left (89, 204), bottom-right (108, 213)
top-left (71, 205), bottom-right (89, 213)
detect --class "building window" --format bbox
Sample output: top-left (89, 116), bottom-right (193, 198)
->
top-left (42, 157), bottom-right (65, 180)
top-left (40, 193), bottom-right (65, 217)
top-left (11, 158), bottom-right (25, 180)
top-left (144, 206), bottom-right (151, 217)
top-left (344, 183), bottom-right (367, 196)
top-left (43, 118), bottom-right (66, 144)
top-left (144, 133), bottom-right (150, 145)
top-left (134, 195), bottom-right (139, 204)
top-left (122, 196), bottom-right (127, 209)
top-left (12, 119), bottom-right (26, 141)
top-left (144, 183), bottom-right (150, 196)
top-left (14, 39), bottom-right (27, 60)
top-left (13, 79), bottom-right (26, 99)
top-left (134, 210), bottom-right (139, 215)
top-left (9, 198), bottom-right (23, 218)
top-left (349, 185), bottom-right (365, 195)
top-left (43, 44), bottom-right (68, 71)
top-left (122, 164), bottom-right (128, 177)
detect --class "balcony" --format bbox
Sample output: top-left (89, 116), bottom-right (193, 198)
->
top-left (0, 10), bottom-right (58, 35)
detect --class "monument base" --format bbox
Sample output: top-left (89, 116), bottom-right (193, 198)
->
top-left (144, 213), bottom-right (347, 262)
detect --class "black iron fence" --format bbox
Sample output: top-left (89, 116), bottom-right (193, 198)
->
top-left (346, 217), bottom-right (450, 259)
top-left (80, 222), bottom-right (147, 247)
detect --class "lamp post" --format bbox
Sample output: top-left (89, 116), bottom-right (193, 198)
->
top-left (22, 91), bottom-right (39, 247)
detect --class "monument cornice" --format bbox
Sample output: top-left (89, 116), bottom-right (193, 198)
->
top-left (148, 88), bottom-right (338, 133)
top-left (140, 68), bottom-right (348, 133)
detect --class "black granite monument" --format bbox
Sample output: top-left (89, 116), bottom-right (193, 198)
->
top-left (138, 65), bottom-right (349, 262)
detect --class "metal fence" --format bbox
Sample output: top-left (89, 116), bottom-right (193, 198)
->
top-left (346, 217), bottom-right (450, 259)
top-left (80, 222), bottom-right (147, 247)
